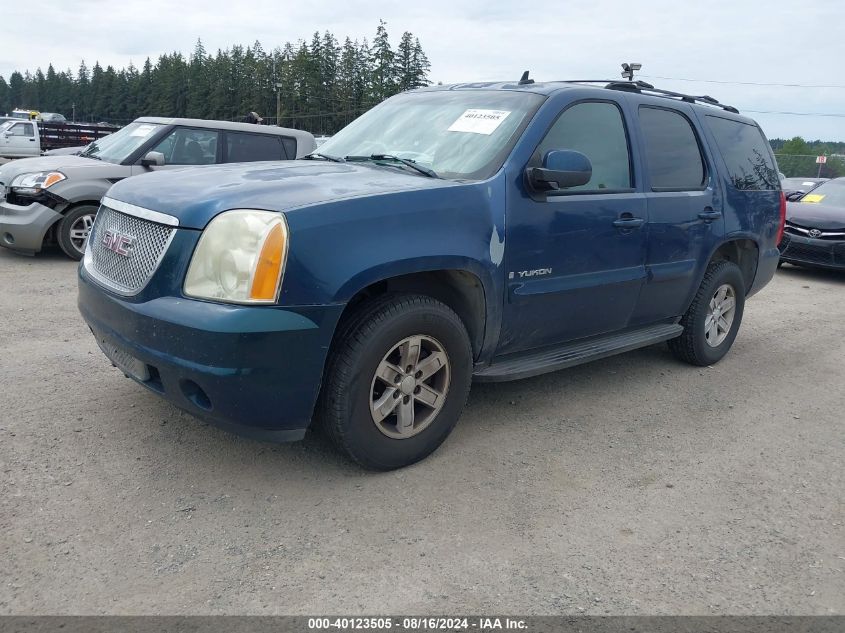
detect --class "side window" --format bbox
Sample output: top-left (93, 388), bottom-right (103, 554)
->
top-left (10, 123), bottom-right (34, 137)
top-left (153, 133), bottom-right (176, 159)
top-left (226, 132), bottom-right (284, 163)
top-left (706, 116), bottom-right (778, 190)
top-left (281, 137), bottom-right (297, 159)
top-left (152, 128), bottom-right (219, 165)
top-left (639, 107), bottom-right (705, 190)
top-left (535, 101), bottom-right (632, 192)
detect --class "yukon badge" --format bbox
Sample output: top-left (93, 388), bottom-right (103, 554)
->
top-left (101, 229), bottom-right (136, 257)
top-left (509, 268), bottom-right (552, 279)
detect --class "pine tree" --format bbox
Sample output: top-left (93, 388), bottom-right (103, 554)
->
top-left (0, 76), bottom-right (10, 114)
top-left (410, 38), bottom-right (431, 89)
top-left (370, 20), bottom-right (396, 103)
top-left (8, 72), bottom-right (24, 110)
top-left (187, 39), bottom-right (210, 118)
top-left (395, 32), bottom-right (415, 91)
top-left (320, 31), bottom-right (340, 132)
top-left (73, 61), bottom-right (89, 120)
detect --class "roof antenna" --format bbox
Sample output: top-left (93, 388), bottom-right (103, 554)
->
top-left (621, 63), bottom-right (642, 81)
top-left (518, 70), bottom-right (534, 85)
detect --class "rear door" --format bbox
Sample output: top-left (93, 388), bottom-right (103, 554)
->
top-left (628, 104), bottom-right (723, 324)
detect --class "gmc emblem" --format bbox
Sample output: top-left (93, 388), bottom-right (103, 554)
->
top-left (101, 229), bottom-right (136, 257)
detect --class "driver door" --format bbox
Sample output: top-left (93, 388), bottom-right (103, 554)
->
top-left (2, 122), bottom-right (39, 157)
top-left (145, 127), bottom-right (220, 169)
top-left (499, 100), bottom-right (648, 355)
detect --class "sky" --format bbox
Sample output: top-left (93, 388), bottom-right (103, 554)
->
top-left (2, 0), bottom-right (844, 141)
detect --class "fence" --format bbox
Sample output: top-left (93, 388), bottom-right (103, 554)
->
top-left (773, 154), bottom-right (845, 179)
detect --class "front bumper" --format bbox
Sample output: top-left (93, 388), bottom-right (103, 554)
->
top-left (779, 233), bottom-right (845, 270)
top-left (0, 198), bottom-right (62, 254)
top-left (78, 267), bottom-right (345, 442)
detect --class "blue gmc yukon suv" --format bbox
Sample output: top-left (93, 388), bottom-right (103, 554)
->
top-left (77, 78), bottom-right (785, 469)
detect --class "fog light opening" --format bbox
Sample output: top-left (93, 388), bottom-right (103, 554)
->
top-left (146, 366), bottom-right (164, 393)
top-left (3, 233), bottom-right (14, 245)
top-left (179, 379), bottom-right (212, 411)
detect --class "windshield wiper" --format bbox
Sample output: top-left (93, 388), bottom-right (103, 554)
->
top-left (80, 144), bottom-right (101, 160)
top-left (302, 152), bottom-right (345, 163)
top-left (345, 154), bottom-right (439, 179)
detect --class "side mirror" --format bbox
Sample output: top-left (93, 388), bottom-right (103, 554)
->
top-left (140, 151), bottom-right (165, 167)
top-left (786, 191), bottom-right (803, 202)
top-left (527, 150), bottom-right (592, 192)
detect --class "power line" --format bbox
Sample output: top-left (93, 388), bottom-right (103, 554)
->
top-left (627, 74), bottom-right (845, 117)
top-left (641, 74), bottom-right (845, 89)
top-left (742, 109), bottom-right (845, 118)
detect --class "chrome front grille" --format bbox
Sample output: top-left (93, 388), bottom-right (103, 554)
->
top-left (85, 201), bottom-right (177, 295)
top-left (785, 221), bottom-right (845, 240)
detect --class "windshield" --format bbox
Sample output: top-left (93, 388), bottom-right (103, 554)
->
top-left (799, 178), bottom-right (845, 206)
top-left (81, 122), bottom-right (162, 164)
top-left (0, 121), bottom-right (12, 134)
top-left (317, 90), bottom-right (544, 180)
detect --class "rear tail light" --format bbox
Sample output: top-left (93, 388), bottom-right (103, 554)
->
top-left (776, 191), bottom-right (786, 245)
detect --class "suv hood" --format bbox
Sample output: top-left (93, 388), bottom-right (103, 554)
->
top-left (787, 201), bottom-right (845, 230)
top-left (0, 155), bottom-right (128, 186)
top-left (104, 160), bottom-right (457, 229)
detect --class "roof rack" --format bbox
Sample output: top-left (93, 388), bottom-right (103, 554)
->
top-left (558, 79), bottom-right (740, 114)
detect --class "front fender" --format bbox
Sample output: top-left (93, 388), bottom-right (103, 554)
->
top-left (279, 176), bottom-right (508, 361)
top-left (334, 255), bottom-right (495, 304)
top-left (48, 179), bottom-right (112, 208)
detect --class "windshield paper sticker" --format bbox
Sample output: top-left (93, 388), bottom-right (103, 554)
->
top-left (801, 194), bottom-right (825, 203)
top-left (448, 109), bottom-right (511, 135)
top-left (130, 124), bottom-right (156, 137)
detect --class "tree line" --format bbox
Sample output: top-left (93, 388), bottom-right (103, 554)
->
top-left (0, 20), bottom-right (430, 135)
top-left (771, 137), bottom-right (845, 178)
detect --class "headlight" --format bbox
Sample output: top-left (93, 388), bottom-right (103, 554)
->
top-left (10, 171), bottom-right (66, 195)
top-left (184, 210), bottom-right (289, 304)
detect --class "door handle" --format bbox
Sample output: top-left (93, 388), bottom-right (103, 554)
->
top-left (613, 215), bottom-right (646, 229)
top-left (698, 209), bottom-right (722, 222)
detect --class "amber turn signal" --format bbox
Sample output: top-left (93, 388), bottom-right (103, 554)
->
top-left (249, 221), bottom-right (287, 301)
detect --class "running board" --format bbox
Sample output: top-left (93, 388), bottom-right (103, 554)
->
top-left (474, 323), bottom-right (684, 382)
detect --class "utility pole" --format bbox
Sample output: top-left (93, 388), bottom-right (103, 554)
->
top-left (275, 83), bottom-right (283, 126)
top-left (72, 103), bottom-right (76, 123)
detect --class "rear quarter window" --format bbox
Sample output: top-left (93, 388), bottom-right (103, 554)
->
top-left (281, 137), bottom-right (297, 159)
top-left (226, 132), bottom-right (286, 162)
top-left (706, 116), bottom-right (779, 190)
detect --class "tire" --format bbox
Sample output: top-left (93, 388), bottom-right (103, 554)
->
top-left (318, 294), bottom-right (473, 470)
top-left (57, 204), bottom-right (98, 260)
top-left (668, 260), bottom-right (746, 366)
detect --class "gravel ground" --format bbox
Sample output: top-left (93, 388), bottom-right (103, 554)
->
top-left (0, 247), bottom-right (843, 615)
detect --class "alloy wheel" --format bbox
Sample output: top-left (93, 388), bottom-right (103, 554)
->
top-left (369, 335), bottom-right (451, 439)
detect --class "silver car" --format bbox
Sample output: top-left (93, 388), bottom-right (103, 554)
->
top-left (0, 117), bottom-right (316, 259)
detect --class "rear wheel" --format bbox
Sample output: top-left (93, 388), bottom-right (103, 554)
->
top-left (57, 204), bottom-right (98, 260)
top-left (318, 294), bottom-right (473, 470)
top-left (669, 260), bottom-right (746, 366)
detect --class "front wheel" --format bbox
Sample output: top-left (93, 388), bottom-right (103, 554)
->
top-left (669, 260), bottom-right (746, 366)
top-left (57, 204), bottom-right (98, 260)
top-left (318, 294), bottom-right (473, 470)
